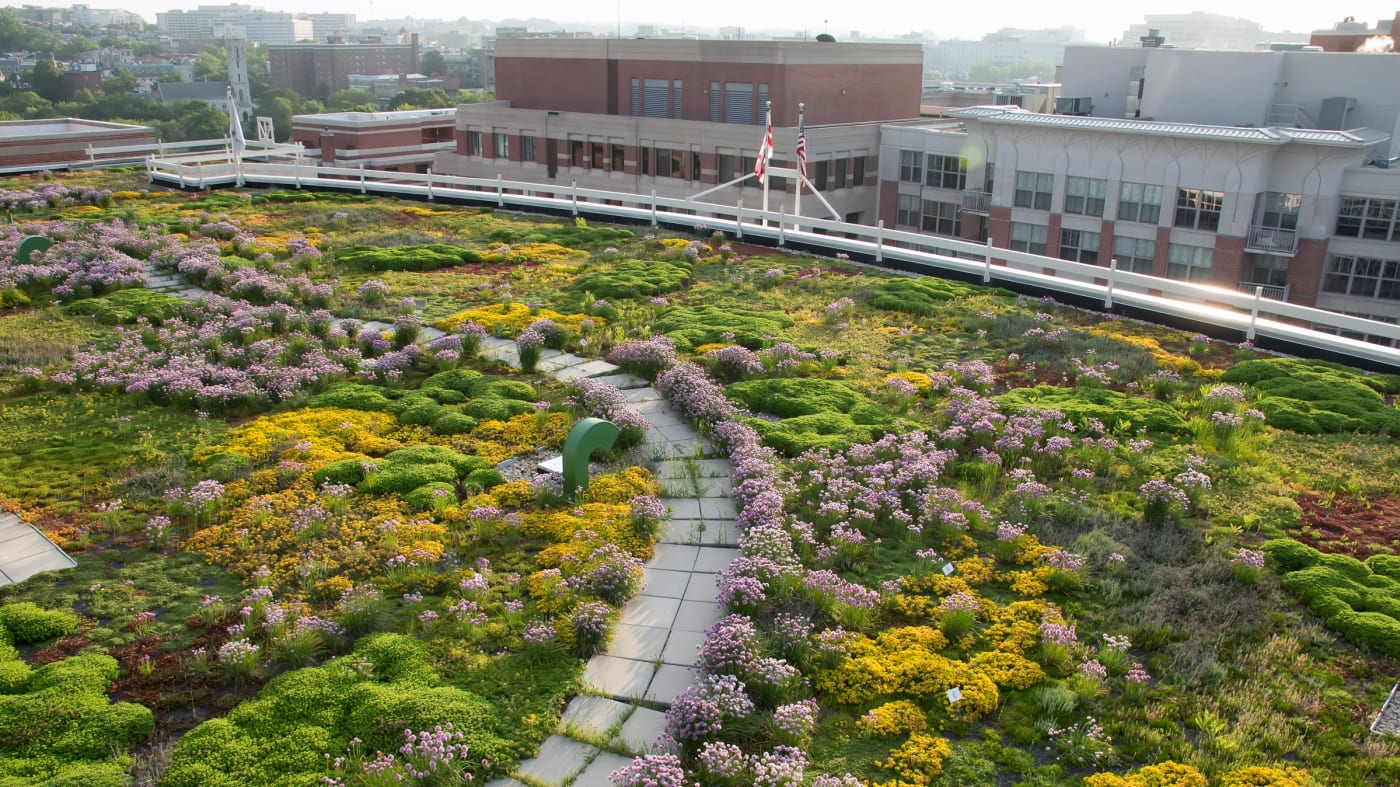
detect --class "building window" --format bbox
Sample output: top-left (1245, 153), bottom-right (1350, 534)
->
top-left (1064, 176), bottom-right (1107, 217)
top-left (921, 200), bottom-right (959, 236)
top-left (611, 143), bottom-right (624, 172)
top-left (690, 149), bottom-right (700, 181)
top-left (1013, 171), bottom-right (1054, 211)
top-left (724, 82), bottom-right (754, 124)
top-left (1166, 243), bottom-right (1214, 281)
top-left (520, 134), bottom-right (536, 163)
top-left (643, 78), bottom-right (670, 118)
top-left (590, 141), bottom-right (605, 169)
top-left (1336, 197), bottom-right (1399, 241)
top-left (710, 81), bottom-right (720, 122)
top-left (985, 162), bottom-right (995, 194)
top-left (570, 138), bottom-right (584, 168)
top-left (898, 150), bottom-right (922, 183)
top-left (1174, 188), bottom-right (1224, 231)
top-left (741, 155), bottom-right (757, 187)
top-left (834, 158), bottom-right (848, 189)
top-left (466, 130), bottom-right (482, 156)
top-left (1118, 182), bottom-right (1162, 224)
top-left (1111, 236), bottom-right (1155, 274)
top-left (1245, 253), bottom-right (1290, 287)
top-left (630, 78), bottom-right (641, 116)
top-left (896, 194), bottom-right (920, 227)
top-left (494, 132), bottom-right (509, 158)
top-left (924, 154), bottom-right (967, 190)
top-left (853, 156), bottom-right (866, 185)
top-left (672, 80), bottom-right (682, 118)
top-left (717, 152), bottom-right (735, 182)
top-left (1324, 255), bottom-right (1400, 299)
top-left (1058, 228), bottom-right (1100, 263)
top-left (1254, 191), bottom-right (1300, 230)
top-left (640, 146), bottom-right (650, 176)
top-left (670, 149), bottom-right (685, 179)
top-left (812, 159), bottom-right (828, 191)
top-left (758, 83), bottom-right (768, 122)
top-left (1009, 222), bottom-right (1048, 254)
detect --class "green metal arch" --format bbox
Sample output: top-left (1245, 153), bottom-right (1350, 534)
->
top-left (562, 417), bottom-right (620, 497)
top-left (16, 235), bottom-right (50, 265)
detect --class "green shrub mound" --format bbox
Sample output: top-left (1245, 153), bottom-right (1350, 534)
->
top-left (200, 451), bottom-right (254, 482)
top-left (314, 458), bottom-right (366, 486)
top-left (749, 412), bottom-right (888, 457)
top-left (63, 289), bottom-right (185, 325)
top-left (162, 634), bottom-right (513, 787)
top-left (333, 243), bottom-right (483, 272)
top-left (473, 378), bottom-right (536, 401)
top-left (385, 393), bottom-right (438, 416)
top-left (464, 396), bottom-right (534, 422)
top-left (422, 369), bottom-right (485, 394)
top-left (0, 653), bottom-right (153, 785)
top-left (465, 468), bottom-right (504, 490)
top-left (423, 386), bottom-right (466, 404)
top-left (0, 603), bottom-right (77, 644)
top-left (1266, 538), bottom-right (1400, 658)
top-left (866, 277), bottom-right (979, 315)
top-left (396, 402), bottom-right (443, 426)
top-left (360, 445), bottom-right (492, 495)
top-left (997, 385), bottom-right (1189, 435)
top-left (1368, 554), bottom-right (1400, 583)
top-left (1221, 358), bottom-right (1400, 435)
top-left (431, 411), bottom-right (479, 435)
top-left (308, 383), bottom-right (393, 411)
top-left (486, 222), bottom-right (633, 249)
top-left (652, 306), bottom-right (795, 351)
top-left (726, 378), bottom-right (867, 419)
top-left (570, 258), bottom-right (692, 300)
top-left (404, 482), bottom-right (457, 511)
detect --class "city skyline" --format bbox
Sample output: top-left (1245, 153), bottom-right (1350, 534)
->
top-left (30, 2), bottom-right (1400, 44)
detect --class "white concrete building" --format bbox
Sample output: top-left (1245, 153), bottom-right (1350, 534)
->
top-left (157, 5), bottom-right (312, 44)
top-left (1117, 12), bottom-right (1305, 51)
top-left (877, 107), bottom-right (1400, 338)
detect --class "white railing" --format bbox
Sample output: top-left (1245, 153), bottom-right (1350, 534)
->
top-left (961, 189), bottom-right (992, 214)
top-left (1236, 281), bottom-right (1289, 300)
top-left (143, 156), bottom-right (1400, 370)
top-left (1245, 225), bottom-right (1299, 255)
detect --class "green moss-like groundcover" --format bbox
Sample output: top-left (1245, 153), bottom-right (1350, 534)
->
top-left (569, 258), bottom-right (692, 300)
top-left (162, 634), bottom-right (514, 787)
top-left (726, 378), bottom-right (898, 456)
top-left (1221, 358), bottom-right (1400, 435)
top-left (998, 384), bottom-right (1189, 435)
top-left (652, 306), bottom-right (795, 351)
top-left (1265, 538), bottom-right (1400, 658)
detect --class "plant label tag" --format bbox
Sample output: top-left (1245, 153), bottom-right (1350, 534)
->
top-left (942, 563), bottom-right (955, 576)
top-left (947, 687), bottom-right (963, 703)
top-left (579, 338), bottom-right (588, 347)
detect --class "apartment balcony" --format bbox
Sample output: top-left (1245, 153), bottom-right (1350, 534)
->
top-left (1244, 225), bottom-right (1299, 256)
top-left (1236, 281), bottom-right (1290, 301)
top-left (961, 189), bottom-right (991, 214)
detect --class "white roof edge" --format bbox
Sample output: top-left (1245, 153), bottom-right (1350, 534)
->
top-left (947, 106), bottom-right (1387, 147)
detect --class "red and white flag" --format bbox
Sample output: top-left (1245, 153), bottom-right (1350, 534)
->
top-left (795, 108), bottom-right (808, 180)
top-left (754, 106), bottom-right (773, 183)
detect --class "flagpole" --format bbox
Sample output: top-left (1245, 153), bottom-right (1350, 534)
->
top-left (794, 102), bottom-right (804, 231)
top-left (761, 100), bottom-right (771, 227)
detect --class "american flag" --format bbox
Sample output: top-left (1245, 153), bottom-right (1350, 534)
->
top-left (754, 107), bottom-right (773, 183)
top-left (795, 110), bottom-right (807, 180)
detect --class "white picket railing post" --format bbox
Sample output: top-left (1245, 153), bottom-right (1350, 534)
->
top-left (359, 163), bottom-right (366, 194)
top-left (571, 180), bottom-right (579, 216)
top-left (497, 174), bottom-right (504, 207)
top-left (426, 168), bottom-right (434, 202)
top-left (778, 204), bottom-right (786, 246)
top-left (1105, 258), bottom-right (1118, 309)
top-left (650, 189), bottom-right (658, 227)
top-left (1248, 286), bottom-right (1263, 342)
top-left (735, 198), bottom-right (744, 240)
top-left (293, 156), bottom-right (300, 189)
top-left (875, 220), bottom-right (885, 263)
top-left (198, 163), bottom-right (205, 190)
top-left (983, 237), bottom-right (994, 284)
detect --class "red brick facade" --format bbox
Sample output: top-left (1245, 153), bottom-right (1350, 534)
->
top-left (0, 119), bottom-right (156, 173)
top-left (270, 37), bottom-right (420, 99)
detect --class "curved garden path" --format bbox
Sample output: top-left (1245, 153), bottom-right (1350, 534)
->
top-left (475, 336), bottom-right (736, 787)
top-left (141, 266), bottom-right (731, 783)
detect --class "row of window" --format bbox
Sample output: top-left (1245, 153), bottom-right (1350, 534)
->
top-left (623, 78), bottom-right (774, 124)
top-left (1011, 171), bottom-right (1226, 231)
top-left (1323, 254), bottom-right (1400, 300)
top-left (1006, 222), bottom-right (1215, 282)
top-left (897, 152), bottom-right (976, 191)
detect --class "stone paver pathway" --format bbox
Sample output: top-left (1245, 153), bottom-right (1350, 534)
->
top-left (470, 338), bottom-right (737, 786)
top-left (0, 512), bottom-right (77, 586)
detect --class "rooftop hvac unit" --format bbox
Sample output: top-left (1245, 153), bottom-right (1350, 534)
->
top-left (1318, 96), bottom-right (1357, 130)
top-left (995, 93), bottom-right (1025, 107)
top-left (1055, 96), bottom-right (1093, 116)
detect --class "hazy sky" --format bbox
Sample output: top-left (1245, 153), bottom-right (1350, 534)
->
top-left (109, 3), bottom-right (1397, 44)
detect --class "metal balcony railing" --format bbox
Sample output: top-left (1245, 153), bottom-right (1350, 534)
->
top-left (1245, 225), bottom-right (1299, 255)
top-left (961, 189), bottom-right (991, 214)
top-left (1237, 281), bottom-right (1290, 300)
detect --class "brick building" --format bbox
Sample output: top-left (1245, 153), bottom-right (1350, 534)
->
top-left (269, 36), bottom-right (420, 99)
top-left (433, 39), bottom-right (923, 219)
top-left (291, 108), bottom-right (455, 172)
top-left (0, 119), bottom-right (157, 174)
